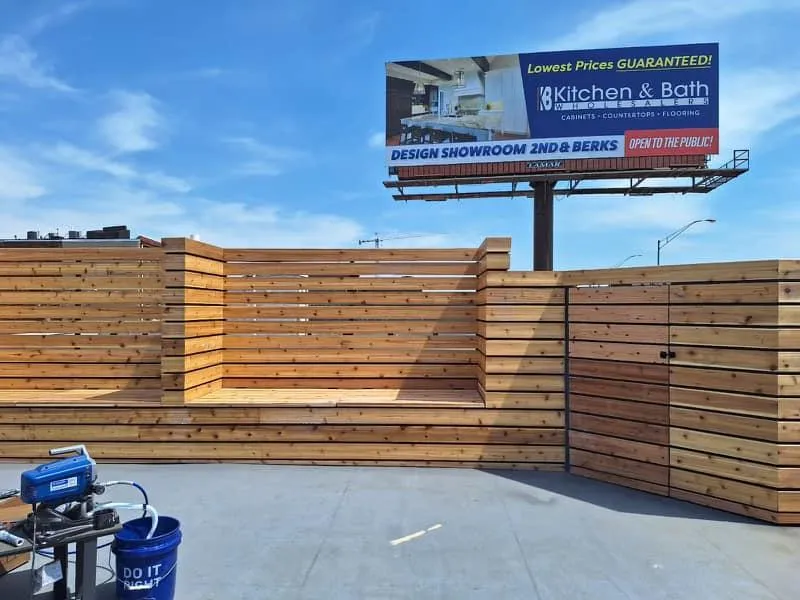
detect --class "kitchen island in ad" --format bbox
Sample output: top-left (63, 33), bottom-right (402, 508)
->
top-left (399, 114), bottom-right (500, 144)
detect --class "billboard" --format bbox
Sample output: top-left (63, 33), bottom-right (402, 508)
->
top-left (385, 43), bottom-right (718, 167)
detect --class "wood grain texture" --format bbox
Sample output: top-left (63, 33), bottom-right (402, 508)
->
top-left (569, 395), bottom-right (668, 424)
top-left (670, 326), bottom-right (784, 349)
top-left (670, 469), bottom-right (778, 511)
top-left (477, 287), bottom-right (564, 305)
top-left (670, 366), bottom-right (799, 396)
top-left (670, 282), bottom-right (788, 304)
top-left (669, 305), bottom-right (787, 326)
top-left (568, 305), bottom-right (667, 324)
top-left (0, 404), bottom-right (561, 427)
top-left (225, 248), bottom-right (481, 262)
top-left (669, 387), bottom-right (780, 418)
top-left (225, 261), bottom-right (479, 277)
top-left (668, 487), bottom-right (786, 524)
top-left (570, 465), bottom-right (668, 496)
top-left (569, 341), bottom-right (665, 363)
top-left (225, 276), bottom-right (477, 291)
top-left (225, 291), bottom-right (475, 305)
top-left (670, 427), bottom-right (780, 464)
top-left (561, 260), bottom-right (782, 286)
top-left (671, 346), bottom-right (791, 371)
top-left (569, 324), bottom-right (667, 344)
top-left (669, 407), bottom-right (778, 442)
top-left (571, 449), bottom-right (669, 486)
top-left (479, 339), bottom-right (564, 357)
top-left (569, 377), bottom-right (669, 404)
top-left (480, 323), bottom-right (565, 339)
top-left (0, 441), bottom-right (565, 462)
top-left (570, 359), bottom-right (670, 385)
top-left (480, 391), bottom-right (564, 410)
top-left (569, 285), bottom-right (667, 304)
top-left (0, 424), bottom-right (563, 445)
top-left (569, 430), bottom-right (668, 465)
top-left (570, 412), bottom-right (668, 445)
top-left (670, 448), bottom-right (782, 487)
top-left (478, 271), bottom-right (561, 289)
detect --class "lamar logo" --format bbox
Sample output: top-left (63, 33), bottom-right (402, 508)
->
top-left (527, 160), bottom-right (564, 170)
top-left (537, 86), bottom-right (553, 111)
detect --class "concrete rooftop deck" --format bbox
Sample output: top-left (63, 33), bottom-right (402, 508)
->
top-left (1, 464), bottom-right (798, 599)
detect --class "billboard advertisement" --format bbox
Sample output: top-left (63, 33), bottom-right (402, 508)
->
top-left (385, 43), bottom-right (718, 167)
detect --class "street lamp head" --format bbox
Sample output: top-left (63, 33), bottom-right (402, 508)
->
top-left (705, 219), bottom-right (716, 223)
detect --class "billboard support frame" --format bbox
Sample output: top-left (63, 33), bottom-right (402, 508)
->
top-left (385, 148), bottom-right (749, 271)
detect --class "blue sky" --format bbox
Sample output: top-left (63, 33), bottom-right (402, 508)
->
top-left (0, 0), bottom-right (799, 269)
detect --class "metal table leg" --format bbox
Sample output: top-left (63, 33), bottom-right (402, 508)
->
top-left (75, 538), bottom-right (98, 600)
top-left (52, 544), bottom-right (69, 600)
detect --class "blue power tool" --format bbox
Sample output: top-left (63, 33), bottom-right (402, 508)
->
top-left (21, 445), bottom-right (97, 507)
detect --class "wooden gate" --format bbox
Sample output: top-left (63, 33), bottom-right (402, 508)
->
top-left (567, 284), bottom-right (671, 495)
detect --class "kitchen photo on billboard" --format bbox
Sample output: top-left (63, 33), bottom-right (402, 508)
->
top-left (385, 55), bottom-right (531, 147)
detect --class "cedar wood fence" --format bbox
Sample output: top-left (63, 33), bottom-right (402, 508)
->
top-left (0, 238), bottom-right (797, 525)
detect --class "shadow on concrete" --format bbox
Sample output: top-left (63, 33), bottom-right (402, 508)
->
top-left (483, 470), bottom-right (768, 526)
top-left (0, 565), bottom-right (117, 599)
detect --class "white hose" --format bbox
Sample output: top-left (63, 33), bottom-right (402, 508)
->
top-left (91, 503), bottom-right (160, 539)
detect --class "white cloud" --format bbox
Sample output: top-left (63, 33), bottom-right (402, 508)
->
top-left (0, 35), bottom-right (74, 92)
top-left (368, 132), bottom-right (385, 148)
top-left (0, 147), bottom-right (46, 200)
top-left (225, 136), bottom-right (307, 177)
top-left (191, 201), bottom-right (364, 247)
top-left (0, 172), bottom-right (368, 249)
top-left (349, 13), bottom-right (380, 50)
top-left (98, 91), bottom-right (164, 153)
top-left (41, 143), bottom-right (192, 193)
top-left (548, 0), bottom-right (797, 50)
top-left (24, 1), bottom-right (94, 38)
top-left (720, 69), bottom-right (800, 151)
top-left (184, 67), bottom-right (226, 79)
top-left (562, 193), bottom-right (713, 231)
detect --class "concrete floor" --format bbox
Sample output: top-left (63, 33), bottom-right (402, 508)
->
top-left (0, 464), bottom-right (798, 599)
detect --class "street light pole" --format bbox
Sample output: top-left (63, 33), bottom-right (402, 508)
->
top-left (656, 219), bottom-right (716, 266)
top-left (614, 253), bottom-right (643, 268)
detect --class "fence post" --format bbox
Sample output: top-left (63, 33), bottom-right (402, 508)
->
top-left (161, 238), bottom-right (226, 405)
top-left (476, 237), bottom-right (512, 403)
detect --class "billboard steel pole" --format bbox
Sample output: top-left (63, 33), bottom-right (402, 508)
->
top-left (533, 181), bottom-right (554, 271)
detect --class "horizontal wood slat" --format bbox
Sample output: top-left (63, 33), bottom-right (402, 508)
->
top-left (224, 349), bottom-right (477, 364)
top-left (225, 262), bottom-right (479, 277)
top-left (225, 277), bottom-right (477, 291)
top-left (225, 305), bottom-right (476, 320)
top-left (0, 247), bottom-right (164, 393)
top-left (225, 248), bottom-right (480, 262)
top-left (224, 291), bottom-right (475, 305)
top-left (0, 442), bottom-right (566, 462)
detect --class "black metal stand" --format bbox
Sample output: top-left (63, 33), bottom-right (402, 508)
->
top-left (74, 538), bottom-right (98, 600)
top-left (533, 181), bottom-right (554, 271)
top-left (1, 522), bottom-right (120, 600)
top-left (53, 544), bottom-right (69, 599)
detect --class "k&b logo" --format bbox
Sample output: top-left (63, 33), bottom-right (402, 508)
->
top-left (537, 86), bottom-right (553, 111)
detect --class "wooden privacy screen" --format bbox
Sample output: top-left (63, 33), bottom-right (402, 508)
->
top-left (222, 244), bottom-right (486, 391)
top-left (477, 269), bottom-right (566, 409)
top-left (1, 240), bottom-right (799, 524)
top-left (0, 248), bottom-right (162, 392)
top-left (161, 239), bottom-right (226, 404)
top-left (475, 265), bottom-right (567, 469)
top-left (567, 285), bottom-right (671, 496)
top-left (562, 261), bottom-right (800, 525)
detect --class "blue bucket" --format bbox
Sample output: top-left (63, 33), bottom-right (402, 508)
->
top-left (112, 516), bottom-right (182, 600)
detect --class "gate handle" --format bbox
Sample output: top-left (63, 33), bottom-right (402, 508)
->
top-left (660, 350), bottom-right (676, 359)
